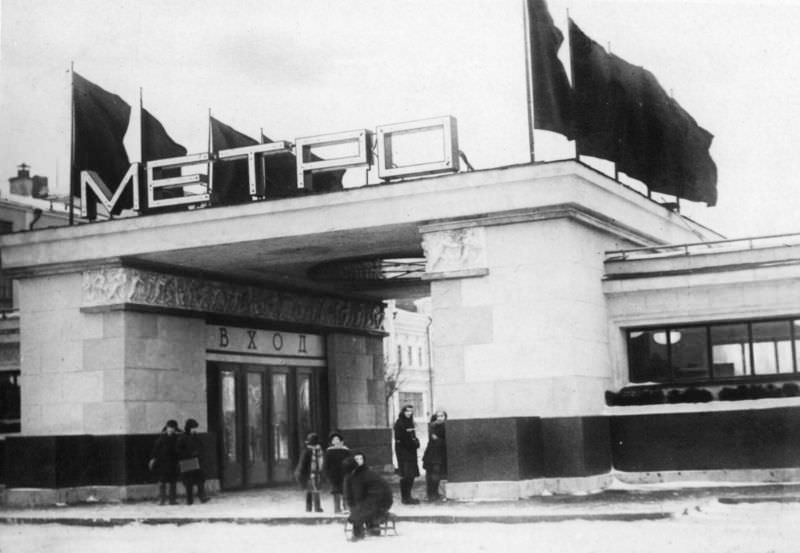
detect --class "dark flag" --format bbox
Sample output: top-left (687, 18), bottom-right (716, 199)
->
top-left (71, 72), bottom-right (132, 212)
top-left (568, 19), bottom-right (620, 163)
top-left (210, 116), bottom-right (258, 205)
top-left (569, 19), bottom-right (717, 206)
top-left (261, 132), bottom-right (345, 196)
top-left (141, 107), bottom-right (187, 201)
top-left (260, 132), bottom-right (304, 198)
top-left (528, 0), bottom-right (574, 139)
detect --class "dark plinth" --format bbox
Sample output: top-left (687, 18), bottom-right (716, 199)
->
top-left (2, 433), bottom-right (217, 488)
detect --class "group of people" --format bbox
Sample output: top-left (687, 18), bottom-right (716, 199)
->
top-left (294, 404), bottom-right (447, 541)
top-left (149, 418), bottom-right (209, 506)
top-left (394, 404), bottom-right (448, 504)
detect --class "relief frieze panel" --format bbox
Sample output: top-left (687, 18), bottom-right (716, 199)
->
top-left (82, 267), bottom-right (384, 332)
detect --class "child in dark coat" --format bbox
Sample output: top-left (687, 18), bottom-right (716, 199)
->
top-left (344, 451), bottom-right (393, 541)
top-left (422, 410), bottom-right (448, 501)
top-left (294, 432), bottom-right (325, 512)
top-left (149, 419), bottom-right (180, 505)
top-left (176, 418), bottom-right (209, 505)
top-left (323, 431), bottom-right (350, 513)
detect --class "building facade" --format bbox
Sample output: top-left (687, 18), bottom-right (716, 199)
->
top-left (0, 165), bottom-right (73, 442)
top-left (2, 160), bottom-right (800, 504)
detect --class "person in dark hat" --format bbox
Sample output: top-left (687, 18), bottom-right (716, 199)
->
top-left (323, 431), bottom-right (350, 513)
top-left (176, 418), bottom-right (209, 505)
top-left (422, 409), bottom-right (448, 502)
top-left (149, 419), bottom-right (180, 505)
top-left (393, 404), bottom-right (421, 504)
top-left (344, 451), bottom-right (393, 541)
top-left (294, 432), bottom-right (324, 512)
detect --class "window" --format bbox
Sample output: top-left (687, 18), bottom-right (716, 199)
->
top-left (0, 220), bottom-right (13, 235)
top-left (628, 317), bottom-right (800, 384)
top-left (398, 391), bottom-right (424, 418)
top-left (397, 345), bottom-right (403, 368)
top-left (418, 347), bottom-right (424, 367)
top-left (407, 346), bottom-right (414, 367)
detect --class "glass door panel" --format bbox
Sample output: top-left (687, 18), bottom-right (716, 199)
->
top-left (245, 371), bottom-right (267, 485)
top-left (296, 372), bottom-right (313, 452)
top-left (220, 369), bottom-right (242, 488)
top-left (271, 372), bottom-right (291, 482)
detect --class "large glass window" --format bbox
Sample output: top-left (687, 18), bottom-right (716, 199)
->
top-left (711, 323), bottom-right (750, 378)
top-left (752, 320), bottom-right (793, 375)
top-left (670, 326), bottom-right (709, 380)
top-left (627, 329), bottom-right (670, 382)
top-left (629, 317), bottom-right (800, 384)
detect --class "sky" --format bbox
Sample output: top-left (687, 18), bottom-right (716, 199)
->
top-left (1, 0), bottom-right (800, 239)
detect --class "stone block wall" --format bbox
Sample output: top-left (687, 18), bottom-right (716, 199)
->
top-left (429, 218), bottom-right (615, 421)
top-left (326, 333), bottom-right (386, 430)
top-left (18, 273), bottom-right (206, 436)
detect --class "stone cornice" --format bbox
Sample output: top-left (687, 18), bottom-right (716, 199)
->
top-left (81, 266), bottom-right (385, 333)
top-left (418, 203), bottom-right (663, 247)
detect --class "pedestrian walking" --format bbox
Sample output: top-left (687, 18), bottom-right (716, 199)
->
top-left (148, 419), bottom-right (180, 505)
top-left (294, 432), bottom-right (325, 512)
top-left (176, 418), bottom-right (209, 505)
top-left (344, 451), bottom-right (393, 541)
top-left (422, 409), bottom-right (448, 502)
top-left (323, 431), bottom-right (350, 513)
top-left (393, 404), bottom-right (421, 504)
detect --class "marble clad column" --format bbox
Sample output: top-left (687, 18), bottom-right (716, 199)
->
top-left (421, 211), bottom-right (615, 498)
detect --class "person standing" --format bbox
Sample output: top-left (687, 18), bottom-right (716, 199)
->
top-left (422, 410), bottom-right (448, 502)
top-left (294, 432), bottom-right (325, 512)
top-left (344, 451), bottom-right (393, 541)
top-left (393, 404), bottom-right (420, 504)
top-left (323, 431), bottom-right (350, 514)
top-left (149, 419), bottom-right (180, 505)
top-left (176, 418), bottom-right (209, 505)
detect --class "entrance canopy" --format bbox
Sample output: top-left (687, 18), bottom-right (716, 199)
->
top-left (0, 161), bottom-right (716, 303)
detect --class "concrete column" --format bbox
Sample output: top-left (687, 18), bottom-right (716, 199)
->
top-left (421, 214), bottom-right (619, 498)
top-left (18, 271), bottom-right (206, 436)
top-left (326, 332), bottom-right (391, 468)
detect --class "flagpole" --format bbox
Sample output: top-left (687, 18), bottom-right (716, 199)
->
top-left (522, 0), bottom-right (536, 163)
top-left (565, 11), bottom-right (580, 163)
top-left (207, 108), bottom-right (213, 200)
top-left (68, 62), bottom-right (75, 226)
top-left (563, 9), bottom-right (578, 162)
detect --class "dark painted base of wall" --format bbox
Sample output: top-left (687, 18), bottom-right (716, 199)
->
top-left (611, 406), bottom-right (800, 472)
top-left (2, 433), bottom-right (217, 489)
top-left (447, 416), bottom-right (611, 483)
top-left (448, 406), bottom-right (800, 485)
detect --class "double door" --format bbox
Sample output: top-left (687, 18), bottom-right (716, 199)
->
top-left (207, 361), bottom-right (327, 489)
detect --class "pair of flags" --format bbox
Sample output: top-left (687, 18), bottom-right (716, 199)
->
top-left (71, 71), bottom-right (341, 213)
top-left (529, 0), bottom-right (717, 206)
top-left (71, 72), bottom-right (185, 213)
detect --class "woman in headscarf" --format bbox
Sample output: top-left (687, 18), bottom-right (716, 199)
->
top-left (393, 404), bottom-right (420, 504)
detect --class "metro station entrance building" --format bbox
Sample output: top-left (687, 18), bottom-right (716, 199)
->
top-left (4, 160), bottom-right (800, 504)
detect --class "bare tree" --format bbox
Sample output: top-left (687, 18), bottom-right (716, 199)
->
top-left (383, 354), bottom-right (405, 426)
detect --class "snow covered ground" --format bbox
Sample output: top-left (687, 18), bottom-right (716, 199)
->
top-left (1, 500), bottom-right (798, 553)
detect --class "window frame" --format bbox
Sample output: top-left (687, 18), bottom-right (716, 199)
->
top-left (627, 316), bottom-right (800, 386)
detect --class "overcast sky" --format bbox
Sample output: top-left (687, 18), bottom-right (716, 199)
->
top-left (1, 0), bottom-right (799, 239)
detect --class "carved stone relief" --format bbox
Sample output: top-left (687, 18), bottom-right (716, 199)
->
top-left (82, 267), bottom-right (384, 332)
top-left (422, 227), bottom-right (487, 274)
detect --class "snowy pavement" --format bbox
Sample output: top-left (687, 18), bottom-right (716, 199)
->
top-left (2, 480), bottom-right (800, 524)
top-left (2, 501), bottom-right (800, 553)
